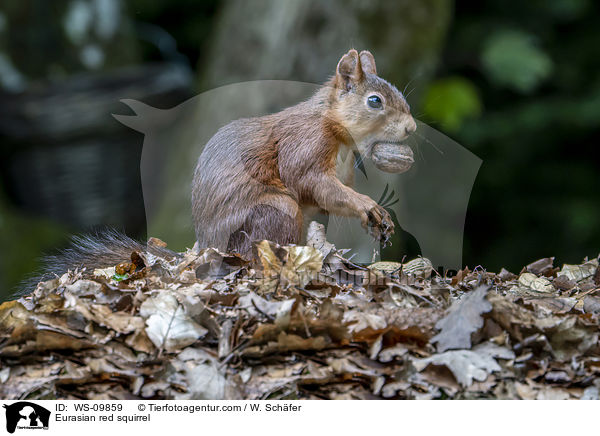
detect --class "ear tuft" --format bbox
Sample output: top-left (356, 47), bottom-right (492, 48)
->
top-left (359, 50), bottom-right (377, 75)
top-left (336, 49), bottom-right (361, 91)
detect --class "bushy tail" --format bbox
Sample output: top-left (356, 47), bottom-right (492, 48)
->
top-left (16, 229), bottom-right (175, 298)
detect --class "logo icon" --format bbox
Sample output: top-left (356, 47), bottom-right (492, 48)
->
top-left (3, 402), bottom-right (50, 433)
top-left (114, 81), bottom-right (481, 271)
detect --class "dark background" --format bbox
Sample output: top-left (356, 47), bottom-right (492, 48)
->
top-left (0, 0), bottom-right (598, 298)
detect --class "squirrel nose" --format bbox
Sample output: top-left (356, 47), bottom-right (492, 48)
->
top-left (405, 118), bottom-right (417, 137)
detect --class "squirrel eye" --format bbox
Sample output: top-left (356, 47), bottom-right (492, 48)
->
top-left (367, 95), bottom-right (383, 109)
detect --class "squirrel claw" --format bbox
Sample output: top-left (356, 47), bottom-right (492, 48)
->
top-left (380, 221), bottom-right (394, 247)
top-left (366, 206), bottom-right (395, 246)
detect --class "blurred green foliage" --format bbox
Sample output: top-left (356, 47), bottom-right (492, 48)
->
top-left (481, 30), bottom-right (553, 93)
top-left (0, 182), bottom-right (66, 296)
top-left (423, 76), bottom-right (481, 131)
top-left (422, 0), bottom-right (600, 271)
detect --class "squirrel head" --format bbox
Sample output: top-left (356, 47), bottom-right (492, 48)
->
top-left (328, 49), bottom-right (417, 169)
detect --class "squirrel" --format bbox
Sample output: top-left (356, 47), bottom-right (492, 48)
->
top-left (193, 49), bottom-right (416, 258)
top-left (20, 49), bottom-right (416, 294)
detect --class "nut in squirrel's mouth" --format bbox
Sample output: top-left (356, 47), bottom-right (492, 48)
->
top-left (370, 141), bottom-right (414, 174)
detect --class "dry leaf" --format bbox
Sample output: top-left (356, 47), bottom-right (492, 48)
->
top-left (525, 257), bottom-right (555, 276)
top-left (255, 240), bottom-right (283, 277)
top-left (139, 292), bottom-right (207, 352)
top-left (306, 221), bottom-right (336, 259)
top-left (281, 246), bottom-right (323, 287)
top-left (518, 273), bottom-right (554, 293)
top-left (431, 286), bottom-right (492, 352)
top-left (559, 259), bottom-right (598, 282)
top-left (413, 343), bottom-right (512, 388)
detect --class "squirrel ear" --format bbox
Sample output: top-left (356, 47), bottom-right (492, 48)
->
top-left (359, 50), bottom-right (377, 75)
top-left (336, 49), bottom-right (362, 91)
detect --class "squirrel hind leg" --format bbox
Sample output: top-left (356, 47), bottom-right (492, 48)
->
top-left (227, 203), bottom-right (302, 259)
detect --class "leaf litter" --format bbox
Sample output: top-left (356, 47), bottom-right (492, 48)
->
top-left (1, 226), bottom-right (599, 400)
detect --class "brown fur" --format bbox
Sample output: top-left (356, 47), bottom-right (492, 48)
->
top-left (192, 49), bottom-right (417, 258)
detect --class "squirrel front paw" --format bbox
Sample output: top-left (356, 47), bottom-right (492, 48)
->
top-left (368, 204), bottom-right (395, 246)
top-left (358, 198), bottom-right (395, 246)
